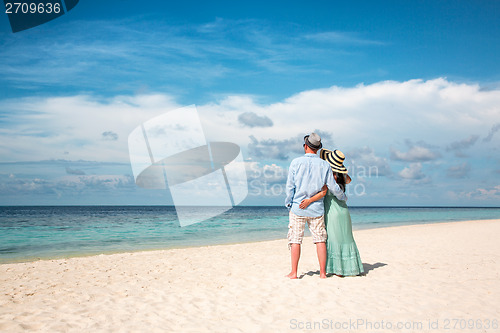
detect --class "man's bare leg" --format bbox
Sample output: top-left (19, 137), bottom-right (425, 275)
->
top-left (316, 242), bottom-right (327, 278)
top-left (286, 243), bottom-right (301, 279)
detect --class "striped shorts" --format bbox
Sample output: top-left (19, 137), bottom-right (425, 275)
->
top-left (287, 211), bottom-right (327, 249)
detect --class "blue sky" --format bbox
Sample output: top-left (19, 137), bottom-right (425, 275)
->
top-left (0, 0), bottom-right (499, 206)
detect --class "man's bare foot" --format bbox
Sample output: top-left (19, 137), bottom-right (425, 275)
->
top-left (285, 272), bottom-right (298, 279)
top-left (320, 273), bottom-right (327, 279)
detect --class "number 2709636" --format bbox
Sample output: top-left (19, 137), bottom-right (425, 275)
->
top-left (5, 2), bottom-right (61, 14)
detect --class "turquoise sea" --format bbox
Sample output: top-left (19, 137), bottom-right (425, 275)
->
top-left (1, 206), bottom-right (499, 263)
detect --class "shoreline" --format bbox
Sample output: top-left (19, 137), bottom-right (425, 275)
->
top-left (1, 219), bottom-right (499, 332)
top-left (1, 218), bottom-right (499, 265)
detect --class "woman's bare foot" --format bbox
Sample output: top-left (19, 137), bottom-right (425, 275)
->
top-left (285, 272), bottom-right (298, 279)
top-left (320, 273), bottom-right (327, 279)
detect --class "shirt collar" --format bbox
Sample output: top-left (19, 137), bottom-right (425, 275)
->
top-left (304, 153), bottom-right (318, 157)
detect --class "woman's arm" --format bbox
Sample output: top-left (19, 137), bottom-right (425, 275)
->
top-left (299, 185), bottom-right (328, 209)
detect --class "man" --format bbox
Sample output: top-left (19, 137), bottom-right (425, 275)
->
top-left (284, 132), bottom-right (347, 279)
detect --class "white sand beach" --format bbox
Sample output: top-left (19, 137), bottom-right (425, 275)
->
top-left (1, 219), bottom-right (499, 332)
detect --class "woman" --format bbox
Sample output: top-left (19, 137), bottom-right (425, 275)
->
top-left (300, 149), bottom-right (364, 277)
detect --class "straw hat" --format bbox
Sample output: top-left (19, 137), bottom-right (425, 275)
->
top-left (320, 149), bottom-right (348, 173)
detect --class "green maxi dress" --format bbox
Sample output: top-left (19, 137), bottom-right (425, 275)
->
top-left (324, 192), bottom-right (364, 276)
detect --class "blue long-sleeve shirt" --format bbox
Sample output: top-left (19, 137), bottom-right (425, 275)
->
top-left (285, 153), bottom-right (347, 217)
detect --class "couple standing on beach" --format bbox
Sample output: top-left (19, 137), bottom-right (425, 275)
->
top-left (285, 132), bottom-right (364, 279)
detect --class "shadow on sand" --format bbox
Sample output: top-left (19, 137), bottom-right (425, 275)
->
top-left (362, 262), bottom-right (387, 275)
top-left (298, 262), bottom-right (387, 279)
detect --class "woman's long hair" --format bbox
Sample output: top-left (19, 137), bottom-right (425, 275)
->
top-left (333, 172), bottom-right (346, 193)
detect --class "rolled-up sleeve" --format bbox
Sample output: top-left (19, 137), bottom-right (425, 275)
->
top-left (325, 168), bottom-right (347, 202)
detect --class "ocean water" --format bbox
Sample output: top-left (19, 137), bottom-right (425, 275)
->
top-left (1, 206), bottom-right (499, 263)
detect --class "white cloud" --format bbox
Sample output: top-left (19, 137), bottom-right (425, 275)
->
top-left (398, 163), bottom-right (425, 180)
top-left (391, 145), bottom-right (441, 162)
top-left (238, 112), bottom-right (273, 128)
top-left (200, 78), bottom-right (500, 159)
top-left (246, 162), bottom-right (288, 184)
top-left (302, 31), bottom-right (386, 45)
top-left (1, 78), bottom-right (499, 173)
top-left (449, 185), bottom-right (500, 201)
top-left (2, 78), bottom-right (500, 205)
top-left (247, 134), bottom-right (304, 160)
top-left (0, 94), bottom-right (180, 162)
